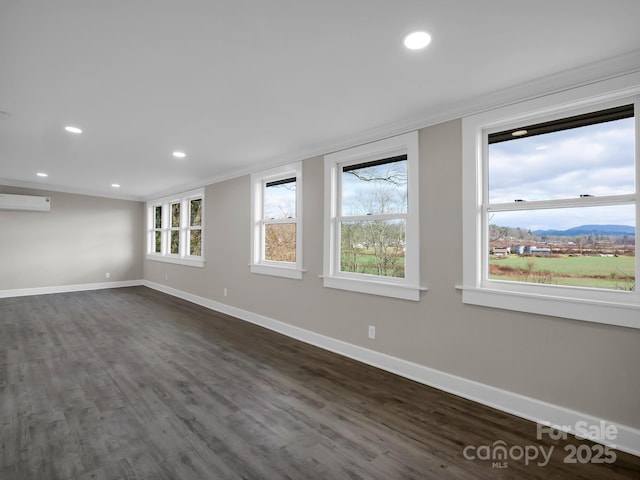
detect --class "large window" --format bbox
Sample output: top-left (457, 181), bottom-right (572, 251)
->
top-left (323, 131), bottom-right (421, 300)
top-left (147, 188), bottom-right (204, 267)
top-left (487, 105), bottom-right (635, 290)
top-left (250, 163), bottom-right (303, 279)
top-left (462, 76), bottom-right (640, 328)
top-left (340, 156), bottom-right (408, 278)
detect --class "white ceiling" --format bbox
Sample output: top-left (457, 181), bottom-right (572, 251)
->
top-left (2, 0), bottom-right (640, 201)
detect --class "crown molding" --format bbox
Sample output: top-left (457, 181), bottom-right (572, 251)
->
top-left (0, 178), bottom-right (145, 202)
top-left (145, 50), bottom-right (640, 200)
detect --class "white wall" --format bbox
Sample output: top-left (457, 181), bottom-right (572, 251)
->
top-left (0, 186), bottom-right (143, 290)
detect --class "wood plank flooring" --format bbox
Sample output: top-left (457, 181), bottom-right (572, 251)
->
top-left (0, 286), bottom-right (638, 479)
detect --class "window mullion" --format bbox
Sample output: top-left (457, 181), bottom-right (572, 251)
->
top-left (339, 213), bottom-right (408, 222)
top-left (334, 217), bottom-right (341, 275)
top-left (488, 194), bottom-right (636, 212)
top-left (163, 203), bottom-right (169, 256)
top-left (260, 219), bottom-right (266, 262)
top-left (635, 96), bottom-right (640, 297)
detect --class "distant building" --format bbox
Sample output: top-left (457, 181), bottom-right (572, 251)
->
top-left (512, 245), bottom-right (525, 255)
top-left (492, 247), bottom-right (511, 256)
top-left (524, 246), bottom-right (551, 255)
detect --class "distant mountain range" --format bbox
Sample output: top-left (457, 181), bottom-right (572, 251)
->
top-left (532, 224), bottom-right (635, 237)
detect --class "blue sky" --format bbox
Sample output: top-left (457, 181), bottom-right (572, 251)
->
top-left (264, 182), bottom-right (296, 219)
top-left (488, 117), bottom-right (635, 231)
top-left (341, 161), bottom-right (407, 216)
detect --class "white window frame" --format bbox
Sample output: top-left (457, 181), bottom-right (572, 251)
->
top-left (461, 73), bottom-right (640, 329)
top-left (250, 162), bottom-right (304, 279)
top-left (146, 188), bottom-right (205, 267)
top-left (151, 205), bottom-right (162, 254)
top-left (168, 201), bottom-right (181, 256)
top-left (323, 131), bottom-right (422, 301)
top-left (187, 197), bottom-right (203, 257)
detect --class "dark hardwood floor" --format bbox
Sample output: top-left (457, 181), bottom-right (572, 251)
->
top-left (0, 287), bottom-right (638, 479)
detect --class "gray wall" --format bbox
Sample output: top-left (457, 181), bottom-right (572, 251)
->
top-left (0, 186), bottom-right (144, 290)
top-left (141, 119), bottom-right (636, 431)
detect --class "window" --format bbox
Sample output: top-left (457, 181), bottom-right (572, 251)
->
top-left (188, 198), bottom-right (203, 257)
top-left (147, 188), bottom-right (204, 267)
top-left (340, 156), bottom-right (408, 277)
top-left (250, 162), bottom-right (303, 279)
top-left (170, 202), bottom-right (180, 255)
top-left (487, 105), bottom-right (635, 289)
top-left (152, 205), bottom-right (162, 253)
top-left (323, 131), bottom-right (422, 300)
top-left (462, 76), bottom-right (640, 328)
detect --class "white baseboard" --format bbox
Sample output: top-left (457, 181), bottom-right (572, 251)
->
top-left (142, 280), bottom-right (640, 458)
top-left (0, 280), bottom-right (143, 299)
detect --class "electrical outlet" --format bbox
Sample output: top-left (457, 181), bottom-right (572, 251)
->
top-left (368, 325), bottom-right (376, 339)
top-left (223, 288), bottom-right (228, 297)
top-left (105, 272), bottom-right (110, 279)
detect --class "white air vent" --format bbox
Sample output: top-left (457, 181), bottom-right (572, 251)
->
top-left (0, 194), bottom-right (51, 212)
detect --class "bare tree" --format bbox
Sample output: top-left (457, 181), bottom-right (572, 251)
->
top-left (341, 161), bottom-right (407, 277)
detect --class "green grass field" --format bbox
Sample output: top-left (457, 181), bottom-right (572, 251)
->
top-left (341, 250), bottom-right (405, 277)
top-left (490, 255), bottom-right (635, 290)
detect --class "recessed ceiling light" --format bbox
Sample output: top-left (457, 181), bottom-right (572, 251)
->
top-left (172, 151), bottom-right (186, 158)
top-left (403, 31), bottom-right (431, 50)
top-left (111, 183), bottom-right (121, 188)
top-left (37, 172), bottom-right (48, 177)
top-left (512, 130), bottom-right (528, 137)
top-left (64, 126), bottom-right (82, 134)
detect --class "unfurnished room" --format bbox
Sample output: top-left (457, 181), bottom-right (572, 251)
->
top-left (1, 1), bottom-right (640, 479)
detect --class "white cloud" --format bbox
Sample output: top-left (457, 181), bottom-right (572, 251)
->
top-left (488, 117), bottom-right (635, 230)
top-left (488, 118), bottom-right (634, 204)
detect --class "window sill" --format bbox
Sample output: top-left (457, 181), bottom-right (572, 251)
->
top-left (458, 284), bottom-right (640, 329)
top-left (146, 255), bottom-right (205, 268)
top-left (322, 275), bottom-right (426, 301)
top-left (250, 263), bottom-right (305, 279)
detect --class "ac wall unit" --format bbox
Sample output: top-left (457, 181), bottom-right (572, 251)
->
top-left (0, 193), bottom-right (51, 212)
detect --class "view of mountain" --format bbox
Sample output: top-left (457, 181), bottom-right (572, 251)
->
top-left (532, 224), bottom-right (635, 237)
